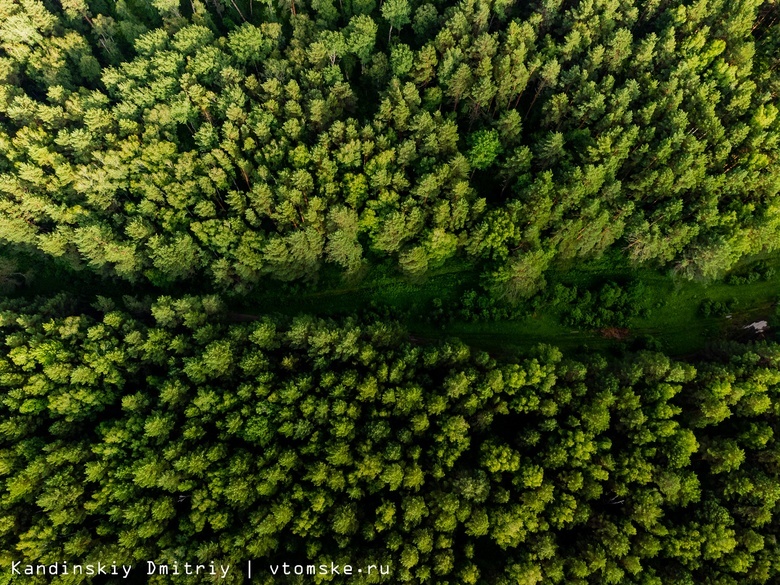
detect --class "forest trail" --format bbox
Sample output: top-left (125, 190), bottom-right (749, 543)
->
top-left (237, 252), bottom-right (780, 357)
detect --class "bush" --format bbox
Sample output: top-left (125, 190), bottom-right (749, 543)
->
top-left (699, 298), bottom-right (737, 317)
top-left (548, 280), bottom-right (649, 329)
top-left (725, 261), bottom-right (775, 285)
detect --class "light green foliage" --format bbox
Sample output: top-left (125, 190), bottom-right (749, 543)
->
top-left (346, 15), bottom-right (377, 63)
top-left (0, 0), bottom-right (777, 290)
top-left (488, 249), bottom-right (551, 301)
top-left (467, 129), bottom-right (503, 171)
top-left (380, 0), bottom-right (411, 36)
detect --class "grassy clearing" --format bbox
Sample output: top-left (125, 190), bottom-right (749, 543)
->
top-left (239, 251), bottom-right (780, 357)
top-left (451, 254), bottom-right (780, 357)
top-left (8, 241), bottom-right (777, 358)
top-left (629, 259), bottom-right (780, 355)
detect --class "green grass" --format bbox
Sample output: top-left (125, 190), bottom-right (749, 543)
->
top-left (629, 260), bottom-right (780, 355)
top-left (473, 254), bottom-right (778, 357)
top-left (238, 251), bottom-right (780, 357)
top-left (411, 315), bottom-right (616, 356)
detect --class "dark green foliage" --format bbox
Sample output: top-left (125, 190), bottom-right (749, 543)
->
top-left (726, 260), bottom-right (776, 285)
top-left (427, 289), bottom-right (525, 324)
top-left (700, 297), bottom-right (737, 317)
top-left (0, 255), bottom-right (32, 294)
top-left (541, 280), bottom-right (650, 329)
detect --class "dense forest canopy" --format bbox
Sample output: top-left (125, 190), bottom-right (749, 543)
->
top-left (0, 295), bottom-right (779, 584)
top-left (0, 0), bottom-right (778, 295)
top-left (2, 0), bottom-right (780, 583)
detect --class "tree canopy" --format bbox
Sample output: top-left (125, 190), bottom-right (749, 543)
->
top-left (0, 0), bottom-right (778, 293)
top-left (2, 1), bottom-right (780, 583)
top-left (0, 295), bottom-right (779, 583)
